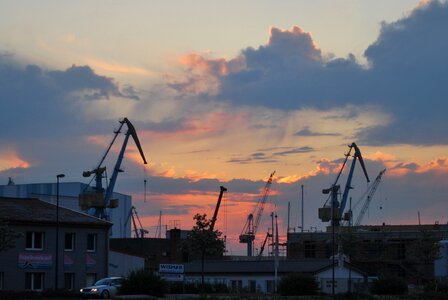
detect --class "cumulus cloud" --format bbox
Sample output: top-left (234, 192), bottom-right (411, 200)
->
top-left (170, 0), bottom-right (448, 146)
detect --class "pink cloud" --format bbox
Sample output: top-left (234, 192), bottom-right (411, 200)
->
top-left (0, 148), bottom-right (31, 171)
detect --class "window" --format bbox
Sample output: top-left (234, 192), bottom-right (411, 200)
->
top-left (266, 280), bottom-right (275, 293)
top-left (64, 273), bottom-right (75, 290)
top-left (86, 273), bottom-right (97, 286)
top-left (304, 240), bottom-right (317, 258)
top-left (249, 280), bottom-right (256, 292)
top-left (0, 272), bottom-right (4, 290)
top-left (64, 233), bottom-right (75, 251)
top-left (87, 234), bottom-right (96, 252)
top-left (26, 232), bottom-right (44, 250)
top-left (230, 280), bottom-right (242, 293)
top-left (25, 272), bottom-right (44, 291)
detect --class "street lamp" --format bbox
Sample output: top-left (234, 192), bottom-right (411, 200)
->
top-left (55, 173), bottom-right (65, 290)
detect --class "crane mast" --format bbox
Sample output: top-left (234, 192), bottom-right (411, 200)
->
top-left (355, 169), bottom-right (386, 226)
top-left (79, 118), bottom-right (147, 219)
top-left (239, 171), bottom-right (275, 256)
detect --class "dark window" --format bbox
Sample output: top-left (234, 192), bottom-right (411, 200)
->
top-left (304, 240), bottom-right (316, 258)
top-left (0, 272), bottom-right (4, 290)
top-left (26, 232), bottom-right (44, 250)
top-left (249, 280), bottom-right (256, 292)
top-left (87, 234), bottom-right (96, 252)
top-left (64, 233), bottom-right (75, 251)
top-left (64, 273), bottom-right (75, 290)
top-left (25, 272), bottom-right (44, 290)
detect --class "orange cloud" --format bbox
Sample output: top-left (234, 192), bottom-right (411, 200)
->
top-left (366, 151), bottom-right (396, 162)
top-left (87, 58), bottom-right (153, 76)
top-left (416, 157), bottom-right (448, 174)
top-left (0, 148), bottom-right (31, 171)
top-left (140, 111), bottom-right (246, 139)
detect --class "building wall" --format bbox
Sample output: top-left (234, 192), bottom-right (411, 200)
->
top-left (109, 251), bottom-right (145, 277)
top-left (185, 275), bottom-right (277, 293)
top-left (0, 182), bottom-right (131, 238)
top-left (316, 266), bottom-right (365, 294)
top-left (435, 240), bottom-right (448, 278)
top-left (0, 223), bottom-right (109, 291)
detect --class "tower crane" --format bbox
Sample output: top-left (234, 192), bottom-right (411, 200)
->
top-left (354, 169), bottom-right (386, 226)
top-left (319, 143), bottom-right (369, 226)
top-left (210, 186), bottom-right (227, 231)
top-left (239, 171), bottom-right (275, 256)
top-left (79, 118), bottom-right (147, 219)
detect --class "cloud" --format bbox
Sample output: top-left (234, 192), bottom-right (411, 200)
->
top-left (170, 1), bottom-right (448, 146)
top-left (273, 146), bottom-right (314, 156)
top-left (294, 126), bottom-right (341, 137)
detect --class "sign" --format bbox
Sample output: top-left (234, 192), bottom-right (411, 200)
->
top-left (18, 253), bottom-right (52, 269)
top-left (159, 264), bottom-right (184, 274)
top-left (160, 273), bottom-right (184, 282)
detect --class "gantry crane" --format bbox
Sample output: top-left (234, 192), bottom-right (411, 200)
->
top-left (239, 171), bottom-right (275, 256)
top-left (124, 206), bottom-right (149, 238)
top-left (354, 169), bottom-right (386, 226)
top-left (210, 186), bottom-right (227, 231)
top-left (319, 143), bottom-right (369, 226)
top-left (79, 118), bottom-right (147, 219)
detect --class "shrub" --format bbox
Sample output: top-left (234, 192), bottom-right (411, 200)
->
top-left (278, 273), bottom-right (319, 295)
top-left (370, 276), bottom-right (408, 295)
top-left (119, 269), bottom-right (167, 297)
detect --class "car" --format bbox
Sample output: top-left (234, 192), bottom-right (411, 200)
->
top-left (79, 276), bottom-right (123, 299)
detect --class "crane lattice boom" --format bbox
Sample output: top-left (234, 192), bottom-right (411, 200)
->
top-left (355, 169), bottom-right (386, 226)
top-left (239, 171), bottom-right (275, 256)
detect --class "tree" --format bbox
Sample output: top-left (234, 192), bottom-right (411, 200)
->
top-left (119, 268), bottom-right (167, 297)
top-left (370, 276), bottom-right (408, 295)
top-left (278, 273), bottom-right (318, 295)
top-left (182, 214), bottom-right (225, 289)
top-left (0, 217), bottom-right (21, 252)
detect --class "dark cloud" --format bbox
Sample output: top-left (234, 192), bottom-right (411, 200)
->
top-left (273, 146), bottom-right (314, 156)
top-left (294, 126), bottom-right (341, 137)
top-left (0, 59), bottom-right (138, 140)
top-left (172, 1), bottom-right (448, 146)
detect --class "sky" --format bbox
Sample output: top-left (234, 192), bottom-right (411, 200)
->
top-left (1, 0), bottom-right (448, 255)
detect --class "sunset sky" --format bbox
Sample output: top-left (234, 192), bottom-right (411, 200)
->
top-left (1, 0), bottom-right (448, 255)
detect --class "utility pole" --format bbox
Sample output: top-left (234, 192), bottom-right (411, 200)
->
top-left (301, 184), bottom-right (304, 232)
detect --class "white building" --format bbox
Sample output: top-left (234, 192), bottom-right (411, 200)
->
top-left (0, 182), bottom-right (132, 238)
top-left (183, 259), bottom-right (367, 294)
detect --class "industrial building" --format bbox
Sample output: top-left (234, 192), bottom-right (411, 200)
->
top-left (0, 181), bottom-right (132, 238)
top-left (287, 224), bottom-right (448, 283)
top-left (0, 197), bottom-right (111, 291)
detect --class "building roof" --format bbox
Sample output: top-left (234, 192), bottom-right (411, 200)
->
top-left (0, 197), bottom-right (112, 227)
top-left (185, 259), bottom-right (336, 275)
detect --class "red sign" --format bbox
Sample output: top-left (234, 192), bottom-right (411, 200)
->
top-left (18, 253), bottom-right (52, 269)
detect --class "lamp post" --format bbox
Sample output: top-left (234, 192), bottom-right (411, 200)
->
top-left (55, 173), bottom-right (65, 290)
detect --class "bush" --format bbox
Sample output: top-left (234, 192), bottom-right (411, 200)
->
top-left (119, 269), bottom-right (167, 297)
top-left (425, 279), bottom-right (448, 294)
top-left (370, 276), bottom-right (408, 295)
top-left (278, 273), bottom-right (318, 295)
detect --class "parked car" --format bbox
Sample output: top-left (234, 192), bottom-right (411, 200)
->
top-left (80, 277), bottom-right (123, 299)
